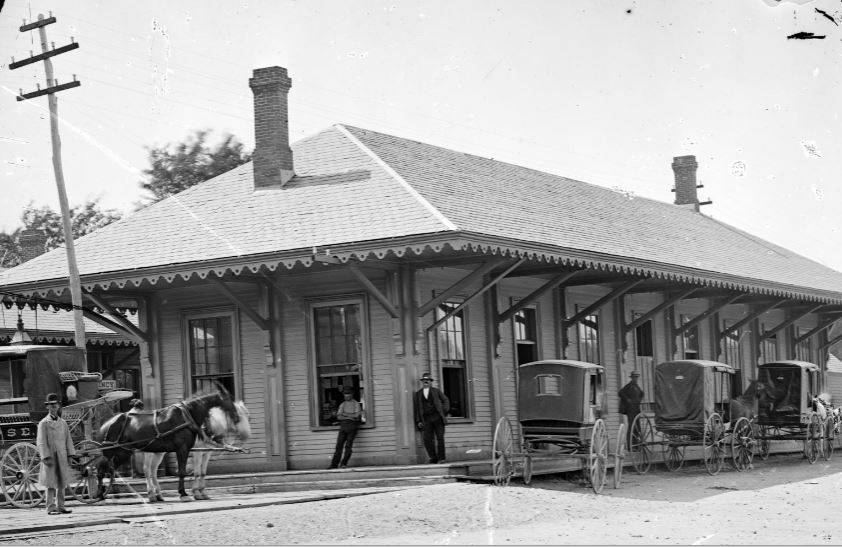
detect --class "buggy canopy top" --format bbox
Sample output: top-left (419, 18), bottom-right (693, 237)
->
top-left (655, 360), bottom-right (734, 428)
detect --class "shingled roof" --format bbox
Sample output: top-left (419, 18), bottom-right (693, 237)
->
top-left (1, 124), bottom-right (840, 303)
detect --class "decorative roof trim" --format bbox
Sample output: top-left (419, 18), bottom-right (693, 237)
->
top-left (335, 124), bottom-right (458, 231)
top-left (1, 233), bottom-right (840, 305)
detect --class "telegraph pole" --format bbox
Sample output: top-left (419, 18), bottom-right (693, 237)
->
top-left (9, 12), bottom-right (86, 352)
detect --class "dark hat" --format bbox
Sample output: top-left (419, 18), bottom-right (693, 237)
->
top-left (44, 393), bottom-right (60, 405)
top-left (630, 371), bottom-right (641, 377)
top-left (341, 385), bottom-right (354, 394)
top-left (419, 372), bottom-right (435, 382)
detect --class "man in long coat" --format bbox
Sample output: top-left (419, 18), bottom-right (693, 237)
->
top-left (36, 392), bottom-right (76, 515)
top-left (413, 372), bottom-right (450, 464)
top-left (618, 371), bottom-right (645, 447)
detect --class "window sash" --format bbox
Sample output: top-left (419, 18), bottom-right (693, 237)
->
top-left (435, 301), bottom-right (469, 418)
top-left (575, 309), bottom-right (599, 364)
top-left (186, 312), bottom-right (238, 399)
top-left (312, 301), bottom-right (366, 427)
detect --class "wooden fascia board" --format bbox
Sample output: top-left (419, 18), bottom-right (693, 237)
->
top-left (209, 278), bottom-right (269, 331)
top-left (793, 317), bottom-right (841, 345)
top-left (624, 288), bottom-right (698, 333)
top-left (417, 258), bottom-right (508, 318)
top-left (719, 299), bottom-right (790, 339)
top-left (82, 291), bottom-right (149, 344)
top-left (673, 294), bottom-right (742, 337)
top-left (760, 304), bottom-right (825, 341)
top-left (347, 262), bottom-right (399, 319)
top-left (497, 270), bottom-right (579, 325)
top-left (427, 259), bottom-right (525, 333)
top-left (563, 279), bottom-right (644, 326)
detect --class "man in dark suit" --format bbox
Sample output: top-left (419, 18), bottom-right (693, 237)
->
top-left (413, 372), bottom-right (450, 464)
top-left (618, 370), bottom-right (645, 447)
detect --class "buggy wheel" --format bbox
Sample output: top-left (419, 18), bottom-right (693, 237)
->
top-left (758, 425), bottom-right (771, 460)
top-left (1, 442), bottom-right (45, 508)
top-left (588, 419), bottom-right (608, 494)
top-left (824, 418), bottom-right (835, 461)
top-left (731, 417), bottom-right (754, 472)
top-left (70, 440), bottom-right (105, 504)
top-left (703, 413), bottom-right (726, 476)
top-left (613, 422), bottom-right (626, 489)
top-left (662, 440), bottom-right (685, 472)
top-left (522, 453), bottom-right (533, 485)
top-left (805, 414), bottom-right (821, 464)
top-left (492, 417), bottom-right (514, 487)
top-left (629, 414), bottom-right (653, 474)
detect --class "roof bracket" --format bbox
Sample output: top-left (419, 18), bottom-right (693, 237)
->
top-left (209, 278), bottom-right (269, 331)
top-left (497, 270), bottom-right (579, 325)
top-left (563, 279), bottom-right (644, 327)
top-left (417, 258), bottom-right (508, 318)
top-left (673, 293), bottom-right (742, 337)
top-left (719, 299), bottom-right (790, 340)
top-left (348, 262), bottom-right (399, 318)
top-left (794, 316), bottom-right (841, 345)
top-left (624, 288), bottom-right (698, 334)
top-left (759, 304), bottom-right (825, 341)
top-left (82, 290), bottom-right (149, 344)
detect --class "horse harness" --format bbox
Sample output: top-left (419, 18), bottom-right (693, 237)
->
top-left (103, 401), bottom-right (206, 452)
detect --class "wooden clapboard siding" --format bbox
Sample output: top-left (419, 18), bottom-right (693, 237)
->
top-left (154, 283), bottom-right (271, 471)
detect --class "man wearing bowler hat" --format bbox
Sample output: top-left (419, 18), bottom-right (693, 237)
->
top-left (413, 372), bottom-right (450, 464)
top-left (618, 370), bottom-right (645, 447)
top-left (36, 393), bottom-right (77, 515)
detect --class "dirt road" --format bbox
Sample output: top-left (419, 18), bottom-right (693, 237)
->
top-left (4, 453), bottom-right (841, 545)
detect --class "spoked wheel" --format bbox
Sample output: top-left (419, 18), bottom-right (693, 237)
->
top-left (629, 414), bottom-right (653, 474)
top-left (731, 417), bottom-right (754, 472)
top-left (823, 418), bottom-right (835, 461)
top-left (522, 453), bottom-right (533, 486)
top-left (805, 414), bottom-right (822, 464)
top-left (662, 440), bottom-right (685, 472)
top-left (588, 419), bottom-right (608, 494)
top-left (757, 425), bottom-right (771, 460)
top-left (703, 413), bottom-right (726, 476)
top-left (613, 422), bottom-right (626, 489)
top-left (1, 442), bottom-right (46, 508)
top-left (492, 417), bottom-right (514, 487)
top-left (70, 440), bottom-right (105, 504)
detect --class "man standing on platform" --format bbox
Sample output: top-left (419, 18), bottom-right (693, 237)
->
top-left (618, 370), bottom-right (645, 447)
top-left (36, 393), bottom-right (77, 515)
top-left (413, 372), bottom-right (450, 464)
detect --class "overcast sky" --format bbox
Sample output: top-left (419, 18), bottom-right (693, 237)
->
top-left (1, 0), bottom-right (840, 271)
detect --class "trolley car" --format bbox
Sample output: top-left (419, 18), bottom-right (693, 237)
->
top-left (755, 360), bottom-right (828, 463)
top-left (629, 360), bottom-right (754, 476)
top-left (491, 360), bottom-right (625, 494)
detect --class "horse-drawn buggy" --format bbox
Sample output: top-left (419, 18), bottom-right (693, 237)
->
top-left (629, 360), bottom-right (754, 476)
top-left (0, 345), bottom-right (131, 508)
top-left (754, 360), bottom-right (831, 463)
top-left (491, 360), bottom-right (625, 494)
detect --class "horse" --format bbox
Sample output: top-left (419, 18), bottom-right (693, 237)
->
top-left (97, 387), bottom-right (242, 501)
top-left (729, 379), bottom-right (761, 422)
top-left (143, 400), bottom-right (251, 502)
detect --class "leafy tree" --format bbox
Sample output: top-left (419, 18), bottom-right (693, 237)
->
top-left (0, 199), bottom-right (122, 268)
top-left (138, 129), bottom-right (252, 205)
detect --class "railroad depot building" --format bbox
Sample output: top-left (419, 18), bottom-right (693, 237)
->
top-left (0, 66), bottom-right (840, 472)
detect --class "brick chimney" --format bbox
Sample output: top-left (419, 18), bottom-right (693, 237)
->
top-left (671, 155), bottom-right (700, 211)
top-left (18, 229), bottom-right (47, 263)
top-left (249, 66), bottom-right (294, 189)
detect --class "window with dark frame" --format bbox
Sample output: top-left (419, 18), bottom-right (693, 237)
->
top-left (313, 302), bottom-right (364, 427)
top-left (723, 319), bottom-right (743, 395)
top-left (188, 315), bottom-right (236, 398)
top-left (0, 358), bottom-right (27, 413)
top-left (436, 301), bottom-right (469, 419)
top-left (575, 311), bottom-right (600, 364)
top-left (681, 314), bottom-right (699, 359)
top-left (632, 313), bottom-right (654, 406)
top-left (760, 321), bottom-right (777, 363)
top-left (795, 327), bottom-right (812, 362)
top-left (514, 307), bottom-right (538, 366)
